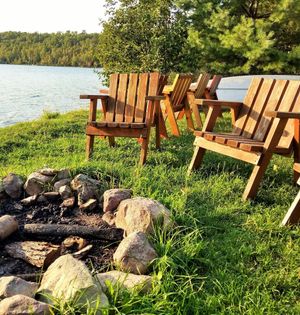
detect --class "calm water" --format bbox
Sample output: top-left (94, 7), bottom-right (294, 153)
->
top-left (0, 64), bottom-right (104, 127)
top-left (0, 64), bottom-right (299, 127)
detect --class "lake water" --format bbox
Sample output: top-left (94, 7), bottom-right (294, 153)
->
top-left (0, 64), bottom-right (299, 127)
top-left (0, 64), bottom-right (104, 127)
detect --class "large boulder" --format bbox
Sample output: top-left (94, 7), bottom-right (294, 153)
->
top-left (37, 254), bottom-right (108, 311)
top-left (0, 276), bottom-right (38, 299)
top-left (2, 174), bottom-right (23, 199)
top-left (115, 197), bottom-right (171, 236)
top-left (0, 294), bottom-right (50, 315)
top-left (71, 174), bottom-right (101, 205)
top-left (24, 172), bottom-right (54, 196)
top-left (96, 271), bottom-right (152, 293)
top-left (113, 232), bottom-right (157, 274)
top-left (103, 189), bottom-right (132, 213)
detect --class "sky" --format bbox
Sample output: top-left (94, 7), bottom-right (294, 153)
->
top-left (0, 0), bottom-right (106, 33)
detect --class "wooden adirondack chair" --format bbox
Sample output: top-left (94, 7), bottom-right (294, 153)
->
top-left (80, 72), bottom-right (167, 165)
top-left (188, 78), bottom-right (300, 200)
top-left (281, 163), bottom-right (300, 226)
top-left (162, 74), bottom-right (193, 136)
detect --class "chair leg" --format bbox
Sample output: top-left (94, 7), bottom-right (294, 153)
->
top-left (242, 154), bottom-right (272, 200)
top-left (108, 137), bottom-right (116, 147)
top-left (184, 101), bottom-right (195, 131)
top-left (281, 190), bottom-right (300, 226)
top-left (155, 117), bottom-right (161, 149)
top-left (139, 137), bottom-right (150, 165)
top-left (187, 146), bottom-right (206, 175)
top-left (86, 135), bottom-right (94, 160)
top-left (187, 93), bottom-right (202, 129)
top-left (164, 97), bottom-right (180, 136)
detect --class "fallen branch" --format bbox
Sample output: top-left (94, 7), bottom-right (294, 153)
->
top-left (23, 224), bottom-right (123, 241)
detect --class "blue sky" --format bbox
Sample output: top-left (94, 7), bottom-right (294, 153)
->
top-left (0, 0), bottom-right (105, 33)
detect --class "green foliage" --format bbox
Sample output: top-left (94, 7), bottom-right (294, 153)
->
top-left (0, 31), bottom-right (100, 67)
top-left (1, 110), bottom-right (300, 314)
top-left (98, 0), bottom-right (300, 76)
top-left (181, 0), bottom-right (300, 74)
top-left (98, 0), bottom-right (189, 80)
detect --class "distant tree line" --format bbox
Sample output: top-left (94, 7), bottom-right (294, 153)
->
top-left (0, 31), bottom-right (100, 67)
top-left (98, 0), bottom-right (300, 78)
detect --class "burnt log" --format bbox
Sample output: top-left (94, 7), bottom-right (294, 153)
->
top-left (23, 224), bottom-right (123, 241)
top-left (5, 241), bottom-right (61, 268)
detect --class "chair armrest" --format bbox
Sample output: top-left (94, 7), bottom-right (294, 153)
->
top-left (266, 111), bottom-right (300, 119)
top-left (194, 99), bottom-right (243, 108)
top-left (80, 94), bottom-right (108, 100)
top-left (145, 95), bottom-right (166, 101)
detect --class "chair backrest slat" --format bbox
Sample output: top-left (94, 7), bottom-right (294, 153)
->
top-left (241, 79), bottom-right (275, 138)
top-left (125, 73), bottom-right (139, 123)
top-left (115, 74), bottom-right (129, 122)
top-left (106, 74), bottom-right (119, 122)
top-left (170, 74), bottom-right (193, 108)
top-left (233, 78), bottom-right (264, 135)
top-left (194, 73), bottom-right (211, 98)
top-left (134, 73), bottom-right (149, 123)
top-left (276, 81), bottom-right (300, 149)
top-left (253, 80), bottom-right (289, 141)
top-left (207, 75), bottom-right (222, 97)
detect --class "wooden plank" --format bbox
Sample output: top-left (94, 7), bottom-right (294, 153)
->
top-left (125, 73), bottom-right (138, 123)
top-left (241, 79), bottom-right (275, 138)
top-left (194, 136), bottom-right (261, 164)
top-left (134, 73), bottom-right (149, 123)
top-left (233, 78), bottom-right (264, 135)
top-left (207, 75), bottom-right (222, 97)
top-left (277, 81), bottom-right (300, 149)
top-left (194, 73), bottom-right (210, 99)
top-left (86, 125), bottom-right (147, 138)
top-left (253, 80), bottom-right (289, 141)
top-left (115, 74), bottom-right (129, 122)
top-left (106, 74), bottom-right (119, 122)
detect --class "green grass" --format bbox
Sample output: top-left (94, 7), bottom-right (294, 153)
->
top-left (1, 110), bottom-right (300, 314)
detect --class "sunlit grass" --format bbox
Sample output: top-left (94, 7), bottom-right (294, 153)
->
top-left (0, 110), bottom-right (299, 314)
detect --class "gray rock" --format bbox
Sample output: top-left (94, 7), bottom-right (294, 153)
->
top-left (21, 195), bottom-right (38, 206)
top-left (0, 294), bottom-right (50, 315)
top-left (56, 169), bottom-right (71, 180)
top-left (113, 232), bottom-right (157, 274)
top-left (24, 172), bottom-right (54, 196)
top-left (102, 212), bottom-right (116, 226)
top-left (0, 276), bottom-right (38, 299)
top-left (0, 215), bottom-right (18, 241)
top-left (79, 199), bottom-right (98, 212)
top-left (71, 174), bottom-right (101, 205)
top-left (36, 195), bottom-right (47, 204)
top-left (53, 178), bottom-right (71, 192)
top-left (59, 185), bottom-right (73, 200)
top-left (37, 254), bottom-right (108, 311)
top-left (2, 174), bottom-right (23, 199)
top-left (115, 197), bottom-right (171, 236)
top-left (96, 271), bottom-right (152, 293)
top-left (60, 197), bottom-right (75, 208)
top-left (38, 168), bottom-right (57, 176)
top-left (103, 189), bottom-right (132, 213)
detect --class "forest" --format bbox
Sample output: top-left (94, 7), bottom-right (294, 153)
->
top-left (0, 31), bottom-right (99, 67)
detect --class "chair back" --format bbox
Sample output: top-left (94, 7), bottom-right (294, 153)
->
top-left (194, 73), bottom-right (211, 98)
top-left (105, 73), bottom-right (162, 123)
top-left (233, 78), bottom-right (300, 150)
top-left (170, 74), bottom-right (193, 110)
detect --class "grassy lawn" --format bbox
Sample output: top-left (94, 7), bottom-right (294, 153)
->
top-left (0, 110), bottom-right (299, 314)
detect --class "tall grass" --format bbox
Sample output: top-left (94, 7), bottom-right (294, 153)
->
top-left (0, 110), bottom-right (299, 314)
